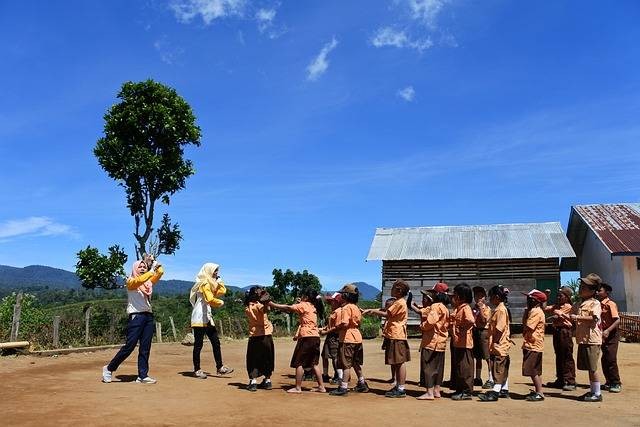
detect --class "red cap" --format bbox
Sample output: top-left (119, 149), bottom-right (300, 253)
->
top-left (522, 289), bottom-right (547, 303)
top-left (432, 282), bottom-right (449, 293)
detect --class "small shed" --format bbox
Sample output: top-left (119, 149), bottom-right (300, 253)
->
top-left (367, 222), bottom-right (576, 324)
top-left (563, 204), bottom-right (640, 312)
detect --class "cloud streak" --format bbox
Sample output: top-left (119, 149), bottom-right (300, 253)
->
top-left (397, 86), bottom-right (416, 101)
top-left (306, 37), bottom-right (338, 81)
top-left (169, 0), bottom-right (246, 24)
top-left (0, 217), bottom-right (79, 240)
top-left (371, 27), bottom-right (433, 51)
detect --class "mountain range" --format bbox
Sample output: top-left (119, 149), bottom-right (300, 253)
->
top-left (0, 265), bottom-right (380, 300)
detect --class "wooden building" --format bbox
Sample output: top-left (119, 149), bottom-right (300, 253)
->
top-left (367, 222), bottom-right (576, 324)
top-left (563, 204), bottom-right (640, 312)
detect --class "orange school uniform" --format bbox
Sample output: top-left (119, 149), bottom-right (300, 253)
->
top-left (420, 303), bottom-right (449, 351)
top-left (452, 303), bottom-right (474, 349)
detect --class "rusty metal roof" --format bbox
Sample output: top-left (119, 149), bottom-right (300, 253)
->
top-left (567, 204), bottom-right (640, 255)
top-left (366, 222), bottom-right (575, 261)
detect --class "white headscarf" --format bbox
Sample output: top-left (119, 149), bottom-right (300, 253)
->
top-left (189, 262), bottom-right (220, 306)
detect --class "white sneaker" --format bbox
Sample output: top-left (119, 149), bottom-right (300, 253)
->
top-left (136, 376), bottom-right (157, 384)
top-left (102, 365), bottom-right (112, 383)
top-left (194, 370), bottom-right (207, 379)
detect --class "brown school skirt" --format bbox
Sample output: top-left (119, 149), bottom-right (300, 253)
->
top-left (337, 342), bottom-right (364, 369)
top-left (473, 328), bottom-right (490, 361)
top-left (321, 332), bottom-right (339, 360)
top-left (522, 349), bottom-right (542, 377)
top-left (577, 344), bottom-right (601, 372)
top-left (246, 335), bottom-right (275, 378)
top-left (385, 339), bottom-right (411, 365)
top-left (490, 354), bottom-right (510, 385)
top-left (421, 348), bottom-right (445, 388)
top-left (290, 337), bottom-right (321, 370)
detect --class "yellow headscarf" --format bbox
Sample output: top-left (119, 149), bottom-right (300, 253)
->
top-left (189, 263), bottom-right (220, 305)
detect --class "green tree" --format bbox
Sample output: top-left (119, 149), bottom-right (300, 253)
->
top-left (94, 79), bottom-right (201, 258)
top-left (267, 268), bottom-right (322, 302)
top-left (75, 245), bottom-right (128, 290)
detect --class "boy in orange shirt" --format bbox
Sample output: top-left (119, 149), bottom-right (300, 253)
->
top-left (244, 286), bottom-right (274, 391)
top-left (450, 283), bottom-right (475, 400)
top-left (363, 279), bottom-right (411, 398)
top-left (417, 282), bottom-right (450, 400)
top-left (597, 283), bottom-right (622, 393)
top-left (521, 289), bottom-right (546, 402)
top-left (478, 285), bottom-right (512, 401)
top-left (568, 274), bottom-right (603, 402)
top-left (543, 286), bottom-right (576, 391)
top-left (472, 286), bottom-right (492, 389)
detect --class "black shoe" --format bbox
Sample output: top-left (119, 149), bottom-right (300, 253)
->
top-left (578, 392), bottom-right (603, 402)
top-left (562, 383), bottom-right (576, 391)
top-left (354, 381), bottom-right (370, 393)
top-left (451, 391), bottom-right (472, 401)
top-left (322, 374), bottom-right (331, 383)
top-left (482, 380), bottom-right (494, 389)
top-left (329, 376), bottom-right (341, 385)
top-left (329, 386), bottom-right (349, 396)
top-left (545, 380), bottom-right (564, 389)
top-left (385, 388), bottom-right (406, 398)
top-left (601, 383), bottom-right (611, 391)
top-left (478, 391), bottom-right (499, 402)
top-left (473, 378), bottom-right (483, 387)
top-left (247, 383), bottom-right (257, 392)
top-left (525, 392), bottom-right (544, 402)
top-left (303, 374), bottom-right (315, 381)
top-left (258, 380), bottom-right (272, 390)
top-left (499, 389), bottom-right (510, 399)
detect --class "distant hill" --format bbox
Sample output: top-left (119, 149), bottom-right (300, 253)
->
top-left (0, 265), bottom-right (379, 300)
top-left (0, 265), bottom-right (240, 295)
top-left (325, 281), bottom-right (380, 301)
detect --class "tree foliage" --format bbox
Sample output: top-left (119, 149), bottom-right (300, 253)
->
top-left (75, 245), bottom-right (128, 290)
top-left (267, 268), bottom-right (322, 302)
top-left (93, 79), bottom-right (201, 258)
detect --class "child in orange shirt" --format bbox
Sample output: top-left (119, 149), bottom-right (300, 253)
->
top-left (320, 292), bottom-right (343, 384)
top-left (363, 279), bottom-right (411, 398)
top-left (417, 282), bottom-right (450, 400)
top-left (597, 283), bottom-right (622, 393)
top-left (269, 288), bottom-right (326, 393)
top-left (382, 296), bottom-right (398, 386)
top-left (543, 286), bottom-right (576, 391)
top-left (568, 274), bottom-right (603, 402)
top-left (450, 283), bottom-right (475, 400)
top-left (472, 286), bottom-right (492, 389)
top-left (244, 286), bottom-right (274, 391)
top-left (521, 289), bottom-right (547, 402)
top-left (329, 284), bottom-right (369, 396)
top-left (478, 285), bottom-right (512, 401)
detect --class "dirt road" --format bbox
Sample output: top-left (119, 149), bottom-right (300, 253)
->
top-left (1, 337), bottom-right (639, 426)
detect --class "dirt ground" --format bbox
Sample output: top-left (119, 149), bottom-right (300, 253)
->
top-left (1, 336), bottom-right (639, 427)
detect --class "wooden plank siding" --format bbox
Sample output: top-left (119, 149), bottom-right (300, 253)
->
top-left (380, 258), bottom-right (561, 326)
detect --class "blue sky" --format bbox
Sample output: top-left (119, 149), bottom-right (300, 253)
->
top-left (1, 0), bottom-right (639, 289)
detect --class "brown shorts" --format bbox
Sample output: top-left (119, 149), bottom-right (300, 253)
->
top-left (522, 350), bottom-right (542, 377)
top-left (337, 342), bottom-right (364, 369)
top-left (384, 339), bottom-right (411, 365)
top-left (490, 354), bottom-right (510, 384)
top-left (473, 328), bottom-right (490, 361)
top-left (290, 337), bottom-right (320, 370)
top-left (321, 332), bottom-right (339, 360)
top-left (421, 348), bottom-right (445, 388)
top-left (577, 344), bottom-right (601, 372)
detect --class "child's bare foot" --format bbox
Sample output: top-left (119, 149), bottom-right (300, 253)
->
top-left (434, 392), bottom-right (441, 398)
top-left (310, 387), bottom-right (326, 393)
top-left (417, 393), bottom-right (435, 400)
top-left (286, 387), bottom-right (303, 394)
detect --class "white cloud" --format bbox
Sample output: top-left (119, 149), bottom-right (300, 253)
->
top-left (397, 86), bottom-right (416, 102)
top-left (407, 0), bottom-right (449, 29)
top-left (0, 217), bottom-right (78, 240)
top-left (153, 36), bottom-right (184, 64)
top-left (255, 8), bottom-right (276, 32)
top-left (169, 0), bottom-right (246, 25)
top-left (371, 27), bottom-right (433, 52)
top-left (306, 37), bottom-right (339, 81)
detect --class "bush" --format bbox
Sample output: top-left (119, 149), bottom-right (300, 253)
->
top-left (360, 316), bottom-right (380, 339)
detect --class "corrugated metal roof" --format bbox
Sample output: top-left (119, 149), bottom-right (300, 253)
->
top-left (570, 204), bottom-right (640, 255)
top-left (367, 222), bottom-right (576, 261)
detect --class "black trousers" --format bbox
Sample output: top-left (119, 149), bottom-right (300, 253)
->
top-left (602, 331), bottom-right (621, 384)
top-left (193, 323), bottom-right (223, 371)
top-left (108, 312), bottom-right (155, 378)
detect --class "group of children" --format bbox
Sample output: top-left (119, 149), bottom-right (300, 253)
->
top-left (242, 274), bottom-right (622, 403)
top-left (101, 257), bottom-right (622, 404)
